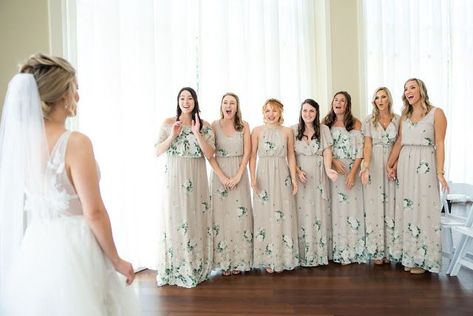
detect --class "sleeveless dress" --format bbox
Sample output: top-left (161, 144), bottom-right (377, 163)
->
top-left (210, 121), bottom-right (253, 272)
top-left (362, 115), bottom-right (400, 260)
top-left (292, 124), bottom-right (333, 266)
top-left (330, 126), bottom-right (367, 264)
top-left (252, 126), bottom-right (299, 271)
top-left (391, 109), bottom-right (442, 272)
top-left (2, 131), bottom-right (139, 316)
top-left (155, 125), bottom-right (214, 287)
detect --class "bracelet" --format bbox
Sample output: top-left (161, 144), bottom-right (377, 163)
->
top-left (437, 170), bottom-right (445, 176)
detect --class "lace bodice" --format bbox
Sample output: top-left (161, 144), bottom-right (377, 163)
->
top-left (25, 131), bottom-right (83, 219)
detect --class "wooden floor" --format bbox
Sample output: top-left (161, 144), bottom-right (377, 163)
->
top-left (133, 262), bottom-right (473, 316)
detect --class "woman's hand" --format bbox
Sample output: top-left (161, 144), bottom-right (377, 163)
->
top-left (291, 179), bottom-right (298, 195)
top-left (297, 168), bottom-right (307, 184)
top-left (359, 167), bottom-right (370, 185)
top-left (326, 168), bottom-right (338, 182)
top-left (191, 115), bottom-right (201, 135)
top-left (332, 159), bottom-right (347, 175)
top-left (345, 171), bottom-right (356, 190)
top-left (226, 173), bottom-right (242, 190)
top-left (113, 258), bottom-right (135, 285)
top-left (386, 165), bottom-right (397, 181)
top-left (170, 121), bottom-right (182, 139)
top-left (438, 174), bottom-right (449, 193)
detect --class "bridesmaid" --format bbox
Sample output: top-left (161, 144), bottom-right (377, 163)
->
top-left (387, 78), bottom-right (448, 274)
top-left (292, 99), bottom-right (338, 266)
top-left (154, 87), bottom-right (215, 288)
top-left (249, 98), bottom-right (299, 273)
top-left (209, 92), bottom-right (253, 276)
top-left (323, 91), bottom-right (367, 265)
top-left (360, 87), bottom-right (400, 265)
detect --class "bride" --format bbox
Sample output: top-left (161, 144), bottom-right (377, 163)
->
top-left (0, 54), bottom-right (139, 315)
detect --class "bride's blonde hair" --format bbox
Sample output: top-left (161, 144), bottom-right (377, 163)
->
top-left (19, 53), bottom-right (77, 118)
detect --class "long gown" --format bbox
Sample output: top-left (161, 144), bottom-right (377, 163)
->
top-left (391, 109), bottom-right (442, 272)
top-left (362, 115), bottom-right (400, 260)
top-left (1, 131), bottom-right (139, 316)
top-left (292, 124), bottom-right (333, 266)
top-left (330, 126), bottom-right (367, 264)
top-left (252, 126), bottom-right (299, 271)
top-left (210, 121), bottom-right (253, 272)
top-left (156, 124), bottom-right (214, 287)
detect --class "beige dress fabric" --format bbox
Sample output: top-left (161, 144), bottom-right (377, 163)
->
top-left (391, 108), bottom-right (442, 272)
top-left (330, 126), bottom-right (367, 264)
top-left (362, 115), bottom-right (400, 260)
top-left (210, 121), bottom-right (253, 272)
top-left (292, 124), bottom-right (333, 266)
top-left (156, 125), bottom-right (214, 288)
top-left (253, 126), bottom-right (299, 271)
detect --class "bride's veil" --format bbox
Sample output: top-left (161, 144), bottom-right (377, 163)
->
top-left (0, 73), bottom-right (49, 297)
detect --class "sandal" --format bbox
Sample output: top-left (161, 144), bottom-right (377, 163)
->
top-left (265, 267), bottom-right (274, 273)
top-left (410, 267), bottom-right (425, 274)
top-left (373, 259), bottom-right (384, 265)
top-left (222, 270), bottom-right (231, 276)
top-left (404, 266), bottom-right (412, 272)
top-left (232, 270), bottom-right (241, 275)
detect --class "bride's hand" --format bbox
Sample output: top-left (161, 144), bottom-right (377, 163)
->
top-left (113, 258), bottom-right (135, 285)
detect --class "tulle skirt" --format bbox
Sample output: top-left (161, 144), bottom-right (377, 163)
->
top-left (1, 215), bottom-right (139, 316)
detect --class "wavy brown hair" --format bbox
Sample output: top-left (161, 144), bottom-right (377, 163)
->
top-left (401, 78), bottom-right (433, 119)
top-left (323, 91), bottom-right (355, 131)
top-left (296, 99), bottom-right (320, 141)
top-left (220, 92), bottom-right (244, 131)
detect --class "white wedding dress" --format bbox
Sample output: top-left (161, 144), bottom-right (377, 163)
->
top-left (1, 131), bottom-right (139, 315)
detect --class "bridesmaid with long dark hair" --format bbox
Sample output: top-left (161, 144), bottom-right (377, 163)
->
top-left (155, 87), bottom-right (215, 287)
top-left (292, 99), bottom-right (338, 266)
top-left (324, 91), bottom-right (367, 265)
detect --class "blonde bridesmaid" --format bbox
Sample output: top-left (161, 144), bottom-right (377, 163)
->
top-left (360, 87), bottom-right (400, 265)
top-left (209, 93), bottom-right (253, 276)
top-left (249, 99), bottom-right (299, 273)
top-left (387, 79), bottom-right (448, 274)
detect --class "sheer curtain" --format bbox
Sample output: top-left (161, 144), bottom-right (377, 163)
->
top-left (362, 0), bottom-right (473, 184)
top-left (71, 0), bottom-right (323, 268)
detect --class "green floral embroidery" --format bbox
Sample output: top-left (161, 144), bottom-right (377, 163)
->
top-left (274, 210), bottom-right (285, 222)
top-left (337, 192), bottom-right (348, 203)
top-left (217, 148), bottom-right (228, 157)
top-left (282, 235), bottom-right (293, 249)
top-left (264, 244), bottom-right (273, 255)
top-left (263, 141), bottom-right (275, 152)
top-left (186, 240), bottom-right (196, 252)
top-left (216, 187), bottom-right (229, 199)
top-left (182, 179), bottom-right (193, 193)
top-left (243, 230), bottom-right (253, 243)
top-left (178, 223), bottom-right (189, 234)
top-left (212, 224), bottom-right (220, 236)
top-left (284, 175), bottom-right (291, 187)
top-left (416, 161), bottom-right (430, 174)
top-left (408, 223), bottom-right (421, 238)
top-left (259, 190), bottom-right (269, 203)
top-left (347, 216), bottom-right (360, 229)
top-left (255, 229), bottom-right (266, 241)
top-left (403, 198), bottom-right (413, 209)
top-left (201, 201), bottom-right (210, 212)
top-left (237, 206), bottom-right (248, 217)
top-left (313, 219), bottom-right (321, 231)
top-left (216, 241), bottom-right (227, 253)
top-left (424, 137), bottom-right (433, 146)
